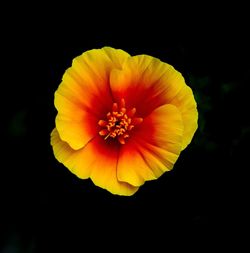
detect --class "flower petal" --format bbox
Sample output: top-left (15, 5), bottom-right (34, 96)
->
top-left (117, 140), bottom-right (157, 186)
top-left (55, 92), bottom-right (98, 150)
top-left (110, 54), bottom-right (197, 151)
top-left (55, 47), bottom-right (130, 149)
top-left (102, 46), bottom-right (131, 68)
top-left (51, 128), bottom-right (92, 179)
top-left (51, 128), bottom-right (138, 196)
top-left (110, 55), bottom-right (185, 117)
top-left (117, 104), bottom-right (183, 186)
top-left (170, 85), bottom-right (198, 150)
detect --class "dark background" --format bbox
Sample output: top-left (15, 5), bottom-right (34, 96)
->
top-left (2, 4), bottom-right (249, 252)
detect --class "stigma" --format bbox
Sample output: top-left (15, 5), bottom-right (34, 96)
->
top-left (98, 98), bottom-right (143, 144)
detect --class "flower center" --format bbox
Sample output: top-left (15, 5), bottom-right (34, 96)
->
top-left (98, 98), bottom-right (143, 144)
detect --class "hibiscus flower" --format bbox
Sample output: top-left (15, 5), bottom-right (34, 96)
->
top-left (50, 47), bottom-right (198, 196)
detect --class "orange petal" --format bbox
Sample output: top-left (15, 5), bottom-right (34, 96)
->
top-left (117, 104), bottom-right (183, 186)
top-left (57, 47), bottom-right (130, 116)
top-left (110, 54), bottom-right (197, 151)
top-left (110, 55), bottom-right (186, 117)
top-left (51, 128), bottom-right (138, 196)
top-left (54, 47), bottom-right (131, 148)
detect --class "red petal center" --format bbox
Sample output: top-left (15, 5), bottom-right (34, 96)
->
top-left (98, 98), bottom-right (143, 144)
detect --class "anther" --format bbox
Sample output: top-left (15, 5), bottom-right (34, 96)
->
top-left (98, 98), bottom-right (143, 144)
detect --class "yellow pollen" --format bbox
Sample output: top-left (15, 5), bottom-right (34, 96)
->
top-left (98, 99), bottom-right (143, 144)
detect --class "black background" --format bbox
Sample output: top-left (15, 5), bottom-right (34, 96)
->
top-left (2, 4), bottom-right (249, 252)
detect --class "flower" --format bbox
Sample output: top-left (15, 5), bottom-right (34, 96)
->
top-left (50, 47), bottom-right (198, 196)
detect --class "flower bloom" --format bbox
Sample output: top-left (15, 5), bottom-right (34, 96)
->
top-left (50, 47), bottom-right (198, 196)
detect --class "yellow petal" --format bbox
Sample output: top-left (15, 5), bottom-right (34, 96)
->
top-left (55, 92), bottom-right (98, 150)
top-left (55, 47), bottom-right (130, 149)
top-left (102, 46), bottom-right (131, 68)
top-left (51, 128), bottom-right (138, 196)
top-left (117, 104), bottom-right (183, 186)
top-left (117, 140), bottom-right (157, 186)
top-left (51, 128), bottom-right (92, 179)
top-left (170, 85), bottom-right (198, 150)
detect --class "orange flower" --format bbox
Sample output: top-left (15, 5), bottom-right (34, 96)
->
top-left (50, 47), bottom-right (198, 196)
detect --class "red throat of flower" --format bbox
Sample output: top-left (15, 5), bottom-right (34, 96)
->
top-left (98, 98), bottom-right (143, 144)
